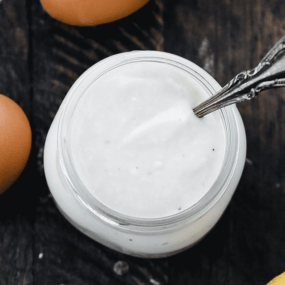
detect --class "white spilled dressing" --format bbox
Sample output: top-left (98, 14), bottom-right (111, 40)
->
top-left (70, 61), bottom-right (226, 218)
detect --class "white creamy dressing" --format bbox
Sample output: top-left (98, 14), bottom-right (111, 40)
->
top-left (70, 61), bottom-right (226, 218)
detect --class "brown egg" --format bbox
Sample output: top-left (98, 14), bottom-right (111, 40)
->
top-left (40, 0), bottom-right (150, 26)
top-left (0, 94), bottom-right (31, 194)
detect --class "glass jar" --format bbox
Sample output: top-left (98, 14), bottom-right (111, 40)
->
top-left (44, 51), bottom-right (246, 258)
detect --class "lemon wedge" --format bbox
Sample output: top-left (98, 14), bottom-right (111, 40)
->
top-left (267, 272), bottom-right (285, 285)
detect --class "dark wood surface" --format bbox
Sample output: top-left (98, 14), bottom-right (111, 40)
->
top-left (0, 0), bottom-right (285, 284)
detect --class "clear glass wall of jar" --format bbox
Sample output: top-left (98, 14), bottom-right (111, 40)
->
top-left (44, 51), bottom-right (246, 258)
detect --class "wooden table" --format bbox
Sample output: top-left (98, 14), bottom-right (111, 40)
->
top-left (1, 0), bottom-right (285, 284)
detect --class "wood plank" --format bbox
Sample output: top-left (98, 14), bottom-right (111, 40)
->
top-left (164, 0), bottom-right (285, 284)
top-left (0, 0), bottom-right (33, 284)
top-left (2, 0), bottom-right (284, 284)
top-left (30, 0), bottom-right (167, 284)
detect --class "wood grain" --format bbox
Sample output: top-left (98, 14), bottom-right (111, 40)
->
top-left (0, 1), bottom-right (33, 284)
top-left (30, 0), bottom-right (166, 284)
top-left (1, 0), bottom-right (285, 284)
top-left (165, 0), bottom-right (285, 284)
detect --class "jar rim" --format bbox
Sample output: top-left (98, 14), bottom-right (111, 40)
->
top-left (57, 51), bottom-right (240, 229)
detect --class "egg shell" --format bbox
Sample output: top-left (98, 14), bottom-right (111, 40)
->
top-left (0, 94), bottom-right (32, 194)
top-left (40, 0), bottom-right (150, 26)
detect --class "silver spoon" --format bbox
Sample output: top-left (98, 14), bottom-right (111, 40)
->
top-left (193, 36), bottom-right (285, 118)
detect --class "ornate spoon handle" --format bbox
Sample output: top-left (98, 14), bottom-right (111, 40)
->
top-left (193, 36), bottom-right (285, 117)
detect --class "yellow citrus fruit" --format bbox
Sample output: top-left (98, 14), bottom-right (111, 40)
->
top-left (267, 272), bottom-right (285, 285)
